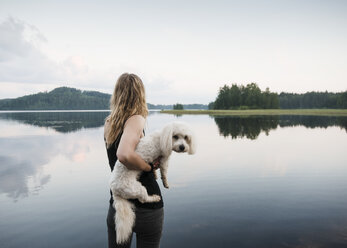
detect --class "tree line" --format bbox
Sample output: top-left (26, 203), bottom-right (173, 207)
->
top-left (0, 87), bottom-right (110, 110)
top-left (173, 103), bottom-right (184, 110)
top-left (279, 91), bottom-right (347, 109)
top-left (209, 83), bottom-right (279, 110)
top-left (209, 83), bottom-right (347, 109)
top-left (0, 87), bottom-right (209, 110)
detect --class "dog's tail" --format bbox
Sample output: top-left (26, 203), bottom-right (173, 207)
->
top-left (113, 195), bottom-right (135, 244)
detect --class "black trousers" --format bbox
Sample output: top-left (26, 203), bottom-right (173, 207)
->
top-left (107, 203), bottom-right (164, 248)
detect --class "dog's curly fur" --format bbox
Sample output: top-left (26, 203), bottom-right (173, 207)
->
top-left (109, 121), bottom-right (196, 244)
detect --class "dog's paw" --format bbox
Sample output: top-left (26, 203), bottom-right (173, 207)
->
top-left (139, 194), bottom-right (161, 203)
top-left (163, 181), bottom-right (170, 189)
top-left (152, 194), bottom-right (161, 202)
top-left (148, 194), bottom-right (161, 203)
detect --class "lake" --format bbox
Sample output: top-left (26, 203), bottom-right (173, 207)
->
top-left (0, 111), bottom-right (347, 248)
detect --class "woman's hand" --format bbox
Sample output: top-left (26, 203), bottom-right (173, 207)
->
top-left (151, 156), bottom-right (162, 170)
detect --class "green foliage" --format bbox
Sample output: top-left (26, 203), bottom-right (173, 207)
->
top-left (148, 103), bottom-right (171, 110)
top-left (212, 83), bottom-right (279, 110)
top-left (173, 103), bottom-right (184, 110)
top-left (0, 87), bottom-right (111, 110)
top-left (183, 104), bottom-right (207, 109)
top-left (0, 87), bottom-right (209, 110)
top-left (239, 106), bottom-right (250, 110)
top-left (208, 101), bottom-right (215, 110)
top-left (279, 91), bottom-right (347, 109)
top-left (211, 83), bottom-right (347, 110)
top-left (160, 109), bottom-right (347, 116)
top-left (148, 103), bottom-right (207, 110)
top-left (337, 91), bottom-right (347, 109)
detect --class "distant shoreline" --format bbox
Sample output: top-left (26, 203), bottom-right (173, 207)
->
top-left (160, 109), bottom-right (347, 116)
top-left (0, 109), bottom-right (164, 113)
top-left (0, 110), bottom-right (110, 113)
top-left (1, 109), bottom-right (347, 116)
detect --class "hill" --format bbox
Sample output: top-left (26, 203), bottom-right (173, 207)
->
top-left (0, 87), bottom-right (110, 110)
top-left (0, 87), bottom-right (207, 110)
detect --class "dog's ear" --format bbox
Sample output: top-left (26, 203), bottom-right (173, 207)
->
top-left (160, 123), bottom-right (173, 156)
top-left (188, 132), bottom-right (197, 155)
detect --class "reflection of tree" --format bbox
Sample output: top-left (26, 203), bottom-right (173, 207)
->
top-left (338, 118), bottom-right (347, 132)
top-left (279, 115), bottom-right (347, 132)
top-left (0, 111), bottom-right (110, 133)
top-left (214, 116), bottom-right (279, 139)
top-left (0, 110), bottom-right (162, 133)
top-left (214, 115), bottom-right (347, 139)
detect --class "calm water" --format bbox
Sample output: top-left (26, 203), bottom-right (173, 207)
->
top-left (0, 111), bottom-right (347, 248)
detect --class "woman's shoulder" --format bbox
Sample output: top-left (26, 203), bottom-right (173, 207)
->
top-left (104, 115), bottom-right (145, 129)
top-left (124, 115), bottom-right (146, 137)
top-left (127, 114), bottom-right (145, 122)
top-left (124, 115), bottom-right (145, 128)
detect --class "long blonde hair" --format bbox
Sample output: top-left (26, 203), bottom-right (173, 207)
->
top-left (105, 73), bottom-right (148, 147)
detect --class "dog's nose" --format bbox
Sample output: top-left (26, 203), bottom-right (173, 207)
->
top-left (179, 145), bottom-right (185, 151)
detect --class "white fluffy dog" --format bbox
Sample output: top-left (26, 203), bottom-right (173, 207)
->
top-left (109, 122), bottom-right (196, 244)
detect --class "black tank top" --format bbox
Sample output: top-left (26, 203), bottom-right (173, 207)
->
top-left (106, 132), bottom-right (163, 209)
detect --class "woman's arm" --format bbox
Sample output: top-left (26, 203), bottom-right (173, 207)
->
top-left (116, 115), bottom-right (152, 172)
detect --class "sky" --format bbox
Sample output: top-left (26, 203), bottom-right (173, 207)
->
top-left (0, 0), bottom-right (346, 104)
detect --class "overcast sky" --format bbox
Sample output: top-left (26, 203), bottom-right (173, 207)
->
top-left (0, 0), bottom-right (346, 104)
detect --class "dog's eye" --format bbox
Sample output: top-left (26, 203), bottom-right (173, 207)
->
top-left (184, 135), bottom-right (188, 140)
top-left (173, 135), bottom-right (178, 139)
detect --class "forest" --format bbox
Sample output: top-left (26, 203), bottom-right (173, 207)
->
top-left (209, 83), bottom-right (279, 110)
top-left (0, 87), bottom-right (208, 110)
top-left (209, 83), bottom-right (347, 110)
top-left (279, 91), bottom-right (347, 109)
top-left (1, 85), bottom-right (346, 111)
top-left (0, 87), bottom-right (110, 110)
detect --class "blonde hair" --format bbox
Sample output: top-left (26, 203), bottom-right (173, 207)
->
top-left (105, 73), bottom-right (148, 147)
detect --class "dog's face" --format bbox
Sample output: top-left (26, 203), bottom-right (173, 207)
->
top-left (160, 122), bottom-right (196, 156)
top-left (172, 132), bottom-right (191, 153)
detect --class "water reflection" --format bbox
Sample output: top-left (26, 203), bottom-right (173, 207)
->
top-left (214, 115), bottom-right (347, 139)
top-left (0, 112), bottom-right (347, 248)
top-left (0, 111), bottom-right (109, 133)
top-left (0, 110), bottom-right (161, 133)
top-left (214, 116), bottom-right (278, 139)
top-left (279, 115), bottom-right (347, 131)
top-left (0, 136), bottom-right (53, 201)
top-left (0, 132), bottom-right (93, 201)
top-left (0, 111), bottom-right (164, 201)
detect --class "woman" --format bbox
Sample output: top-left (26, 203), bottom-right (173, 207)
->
top-left (104, 73), bottom-right (164, 248)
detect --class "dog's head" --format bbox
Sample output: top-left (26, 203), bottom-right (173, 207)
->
top-left (160, 122), bottom-right (196, 156)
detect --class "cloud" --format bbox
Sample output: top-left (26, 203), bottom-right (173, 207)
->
top-left (63, 55), bottom-right (89, 76)
top-left (0, 17), bottom-right (93, 87)
top-left (0, 132), bottom-right (93, 201)
top-left (143, 75), bottom-right (174, 103)
top-left (0, 17), bottom-right (65, 84)
top-left (0, 17), bottom-right (211, 103)
top-left (0, 17), bottom-right (44, 61)
top-left (0, 136), bottom-right (53, 201)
